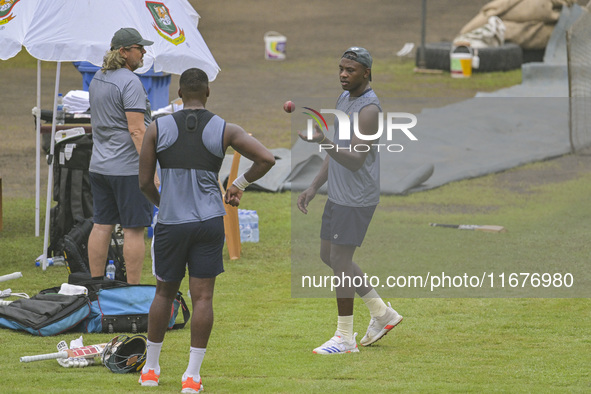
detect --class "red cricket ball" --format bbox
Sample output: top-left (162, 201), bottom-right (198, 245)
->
top-left (283, 100), bottom-right (295, 113)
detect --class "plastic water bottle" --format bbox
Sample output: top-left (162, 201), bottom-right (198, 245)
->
top-left (56, 93), bottom-right (65, 125)
top-left (251, 210), bottom-right (259, 243)
top-left (105, 260), bottom-right (116, 280)
top-left (239, 209), bottom-right (252, 242)
top-left (35, 255), bottom-right (66, 267)
top-left (238, 210), bottom-right (246, 242)
top-left (148, 184), bottom-right (161, 238)
top-left (238, 209), bottom-right (243, 242)
top-left (148, 206), bottom-right (158, 238)
top-left (35, 259), bottom-right (53, 267)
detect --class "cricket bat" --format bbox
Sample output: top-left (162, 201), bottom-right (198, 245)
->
top-left (20, 343), bottom-right (107, 363)
top-left (429, 223), bottom-right (507, 233)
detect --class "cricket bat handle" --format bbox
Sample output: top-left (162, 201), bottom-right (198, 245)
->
top-left (0, 272), bottom-right (22, 283)
top-left (20, 351), bottom-right (68, 363)
top-left (20, 343), bottom-right (106, 363)
top-left (429, 223), bottom-right (459, 229)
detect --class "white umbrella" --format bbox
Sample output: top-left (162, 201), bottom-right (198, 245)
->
top-left (0, 0), bottom-right (220, 269)
top-left (0, 0), bottom-right (37, 60)
top-left (1, 0), bottom-right (220, 76)
top-left (22, 0), bottom-right (219, 78)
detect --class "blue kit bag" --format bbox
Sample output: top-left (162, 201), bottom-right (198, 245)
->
top-left (83, 283), bottom-right (189, 334)
top-left (0, 280), bottom-right (189, 336)
top-left (0, 293), bottom-right (91, 336)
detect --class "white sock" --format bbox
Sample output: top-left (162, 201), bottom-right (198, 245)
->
top-left (143, 340), bottom-right (162, 374)
top-left (362, 289), bottom-right (388, 318)
top-left (337, 315), bottom-right (354, 341)
top-left (183, 347), bottom-right (206, 381)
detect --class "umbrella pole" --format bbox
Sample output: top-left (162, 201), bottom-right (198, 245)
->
top-left (35, 60), bottom-right (41, 237)
top-left (41, 62), bottom-right (61, 271)
top-left (418, 0), bottom-right (427, 69)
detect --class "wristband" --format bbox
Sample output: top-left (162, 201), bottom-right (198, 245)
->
top-left (232, 173), bottom-right (251, 191)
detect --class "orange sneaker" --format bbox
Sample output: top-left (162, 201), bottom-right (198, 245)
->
top-left (139, 369), bottom-right (160, 387)
top-left (181, 376), bottom-right (203, 393)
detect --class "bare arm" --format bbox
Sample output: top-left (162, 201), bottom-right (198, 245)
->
top-left (297, 155), bottom-right (329, 214)
top-left (138, 121), bottom-right (160, 208)
top-left (125, 111), bottom-right (146, 154)
top-left (223, 123), bottom-right (276, 206)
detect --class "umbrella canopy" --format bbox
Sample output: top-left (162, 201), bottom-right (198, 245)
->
top-left (1, 0), bottom-right (37, 60)
top-left (0, 0), bottom-right (220, 79)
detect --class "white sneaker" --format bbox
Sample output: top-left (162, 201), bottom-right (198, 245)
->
top-left (360, 302), bottom-right (403, 346)
top-left (313, 331), bottom-right (359, 354)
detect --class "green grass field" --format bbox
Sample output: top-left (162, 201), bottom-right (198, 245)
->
top-left (1, 49), bottom-right (589, 392)
top-left (1, 159), bottom-right (590, 392)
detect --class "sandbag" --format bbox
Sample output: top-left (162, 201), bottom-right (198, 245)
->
top-left (458, 0), bottom-right (575, 49)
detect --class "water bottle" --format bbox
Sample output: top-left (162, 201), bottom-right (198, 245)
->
top-left (36, 258), bottom-right (52, 267)
top-left (35, 258), bottom-right (53, 267)
top-left (52, 255), bottom-right (66, 266)
top-left (148, 184), bottom-right (161, 238)
top-left (238, 210), bottom-right (245, 242)
top-left (56, 93), bottom-right (65, 125)
top-left (148, 206), bottom-right (158, 238)
top-left (239, 209), bottom-right (252, 242)
top-left (106, 260), bottom-right (116, 280)
top-left (35, 255), bottom-right (65, 267)
top-left (238, 210), bottom-right (244, 242)
top-left (251, 210), bottom-right (259, 243)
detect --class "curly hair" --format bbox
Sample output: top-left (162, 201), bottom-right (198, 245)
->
top-left (101, 49), bottom-right (126, 72)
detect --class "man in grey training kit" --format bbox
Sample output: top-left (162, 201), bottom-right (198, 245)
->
top-left (297, 47), bottom-right (403, 354)
top-left (88, 27), bottom-right (156, 284)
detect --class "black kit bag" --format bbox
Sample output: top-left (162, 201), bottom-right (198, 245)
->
top-left (48, 133), bottom-right (126, 282)
top-left (48, 134), bottom-right (93, 258)
top-left (62, 216), bottom-right (93, 275)
top-left (63, 218), bottom-right (126, 282)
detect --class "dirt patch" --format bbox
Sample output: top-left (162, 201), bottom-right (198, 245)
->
top-left (382, 203), bottom-right (501, 215)
top-left (494, 152), bottom-right (591, 194)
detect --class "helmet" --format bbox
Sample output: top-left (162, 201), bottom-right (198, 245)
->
top-left (102, 334), bottom-right (147, 373)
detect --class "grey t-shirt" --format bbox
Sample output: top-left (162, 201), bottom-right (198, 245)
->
top-left (89, 68), bottom-right (151, 175)
top-left (328, 88), bottom-right (381, 207)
